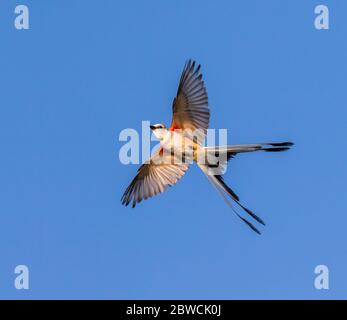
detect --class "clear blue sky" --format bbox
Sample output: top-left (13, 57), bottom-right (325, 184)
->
top-left (0, 0), bottom-right (346, 299)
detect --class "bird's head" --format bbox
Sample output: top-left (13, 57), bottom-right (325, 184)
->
top-left (150, 123), bottom-right (168, 140)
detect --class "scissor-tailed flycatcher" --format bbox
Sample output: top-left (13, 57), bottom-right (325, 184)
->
top-left (121, 60), bottom-right (293, 234)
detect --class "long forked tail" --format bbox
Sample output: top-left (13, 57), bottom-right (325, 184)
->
top-left (198, 142), bottom-right (294, 234)
top-left (204, 142), bottom-right (294, 156)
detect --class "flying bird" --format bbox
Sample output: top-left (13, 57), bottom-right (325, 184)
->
top-left (121, 60), bottom-right (293, 234)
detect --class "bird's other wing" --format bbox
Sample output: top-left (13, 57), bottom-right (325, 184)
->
top-left (170, 60), bottom-right (210, 140)
top-left (121, 150), bottom-right (190, 208)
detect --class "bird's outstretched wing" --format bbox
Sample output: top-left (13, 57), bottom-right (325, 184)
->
top-left (171, 60), bottom-right (210, 137)
top-left (121, 150), bottom-right (190, 208)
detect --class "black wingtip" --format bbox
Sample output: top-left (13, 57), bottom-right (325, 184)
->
top-left (191, 60), bottom-right (195, 70)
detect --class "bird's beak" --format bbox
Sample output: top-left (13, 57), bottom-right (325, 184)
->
top-left (150, 125), bottom-right (156, 130)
